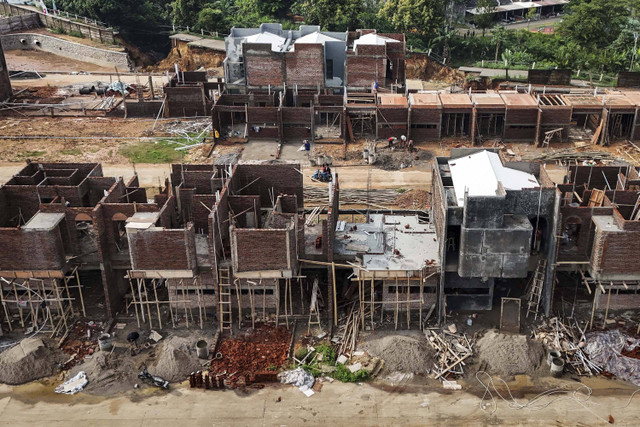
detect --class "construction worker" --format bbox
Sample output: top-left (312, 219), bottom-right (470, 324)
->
top-left (388, 136), bottom-right (394, 149)
top-left (400, 135), bottom-right (407, 147)
top-left (408, 139), bottom-right (415, 152)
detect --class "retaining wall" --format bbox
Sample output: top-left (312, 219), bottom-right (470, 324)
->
top-left (0, 33), bottom-right (130, 70)
top-left (0, 3), bottom-right (115, 43)
top-left (0, 13), bottom-right (39, 34)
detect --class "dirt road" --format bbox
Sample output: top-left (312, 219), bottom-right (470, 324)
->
top-left (0, 162), bottom-right (431, 191)
top-left (0, 379), bottom-right (637, 426)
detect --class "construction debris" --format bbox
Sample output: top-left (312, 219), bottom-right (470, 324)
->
top-left (533, 317), bottom-right (600, 376)
top-left (425, 329), bottom-right (474, 380)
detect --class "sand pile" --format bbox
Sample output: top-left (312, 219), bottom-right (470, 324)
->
top-left (476, 330), bottom-right (544, 378)
top-left (361, 334), bottom-right (434, 374)
top-left (0, 338), bottom-right (64, 385)
top-left (149, 335), bottom-right (203, 382)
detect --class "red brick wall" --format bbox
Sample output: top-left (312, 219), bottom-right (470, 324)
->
top-left (129, 224), bottom-right (197, 271)
top-left (346, 55), bottom-right (385, 87)
top-left (244, 44), bottom-right (284, 86)
top-left (0, 228), bottom-right (65, 270)
top-left (233, 228), bottom-right (292, 272)
top-left (285, 44), bottom-right (324, 87)
top-left (591, 228), bottom-right (640, 277)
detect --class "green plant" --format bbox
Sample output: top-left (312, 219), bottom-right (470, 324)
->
top-left (18, 150), bottom-right (46, 159)
top-left (302, 363), bottom-right (322, 377)
top-left (294, 347), bottom-right (308, 361)
top-left (61, 148), bottom-right (82, 156)
top-left (396, 188), bottom-right (407, 194)
top-left (315, 342), bottom-right (337, 366)
top-left (119, 140), bottom-right (182, 163)
top-left (51, 27), bottom-right (66, 35)
top-left (68, 31), bottom-right (84, 38)
top-left (268, 364), bottom-right (278, 372)
top-left (333, 364), bottom-right (369, 382)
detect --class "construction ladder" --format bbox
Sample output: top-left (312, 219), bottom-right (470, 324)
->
top-left (218, 267), bottom-right (233, 333)
top-left (526, 259), bottom-right (547, 320)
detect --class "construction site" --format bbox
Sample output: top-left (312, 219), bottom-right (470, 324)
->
top-left (1, 12), bottom-right (640, 425)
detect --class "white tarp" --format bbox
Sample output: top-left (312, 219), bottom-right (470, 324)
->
top-left (448, 151), bottom-right (539, 206)
top-left (55, 371), bottom-right (88, 395)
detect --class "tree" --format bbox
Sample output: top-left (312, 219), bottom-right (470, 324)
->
top-left (171, 0), bottom-right (204, 28)
top-left (432, 27), bottom-right (458, 63)
top-left (474, 0), bottom-right (496, 37)
top-left (378, 0), bottom-right (444, 43)
top-left (293, 0), bottom-right (365, 31)
top-left (194, 1), bottom-right (235, 34)
top-left (558, 0), bottom-right (637, 50)
top-left (525, 7), bottom-right (537, 30)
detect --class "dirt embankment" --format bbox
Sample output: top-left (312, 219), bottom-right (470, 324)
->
top-left (147, 42), bottom-right (224, 74)
top-left (406, 53), bottom-right (461, 83)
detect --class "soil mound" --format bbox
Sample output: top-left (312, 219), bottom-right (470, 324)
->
top-left (0, 338), bottom-right (64, 385)
top-left (476, 330), bottom-right (544, 378)
top-left (149, 335), bottom-right (203, 382)
top-left (361, 334), bottom-right (434, 374)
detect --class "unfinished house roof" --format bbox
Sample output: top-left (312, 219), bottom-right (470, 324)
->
top-left (409, 93), bottom-right (442, 107)
top-left (448, 151), bottom-right (539, 206)
top-left (353, 33), bottom-right (400, 47)
top-left (499, 92), bottom-right (538, 108)
top-left (333, 214), bottom-right (439, 272)
top-left (472, 93), bottom-right (506, 107)
top-left (378, 94), bottom-right (408, 106)
top-left (439, 93), bottom-right (472, 108)
top-left (295, 31), bottom-right (341, 44)
top-left (243, 32), bottom-right (288, 52)
top-left (21, 212), bottom-right (65, 231)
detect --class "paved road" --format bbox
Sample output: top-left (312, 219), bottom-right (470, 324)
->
top-left (0, 379), bottom-right (638, 426)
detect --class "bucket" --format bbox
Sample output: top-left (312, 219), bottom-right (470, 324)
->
top-left (98, 333), bottom-right (112, 351)
top-left (550, 357), bottom-right (564, 377)
top-left (363, 148), bottom-right (369, 160)
top-left (547, 350), bottom-right (561, 366)
top-left (196, 340), bottom-right (209, 359)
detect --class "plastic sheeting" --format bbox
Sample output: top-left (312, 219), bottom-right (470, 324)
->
top-left (584, 330), bottom-right (640, 386)
top-left (55, 371), bottom-right (88, 395)
top-left (278, 367), bottom-right (315, 395)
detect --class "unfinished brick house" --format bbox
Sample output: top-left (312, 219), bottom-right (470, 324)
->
top-left (0, 161), bottom-right (170, 334)
top-left (542, 163), bottom-right (640, 313)
top-left (212, 24), bottom-right (406, 143)
top-left (432, 149), bottom-right (561, 321)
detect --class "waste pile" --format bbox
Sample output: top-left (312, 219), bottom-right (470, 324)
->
top-left (425, 327), bottom-right (474, 380)
top-left (60, 320), bottom-right (104, 369)
top-left (533, 317), bottom-right (600, 375)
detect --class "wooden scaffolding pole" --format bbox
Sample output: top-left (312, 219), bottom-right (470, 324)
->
top-left (332, 262), bottom-right (337, 326)
top-left (129, 278), bottom-right (141, 328)
top-left (370, 277), bottom-right (374, 331)
top-left (406, 276), bottom-right (410, 329)
top-left (74, 267), bottom-right (86, 317)
top-left (151, 279), bottom-right (163, 330)
top-left (394, 275), bottom-right (399, 330)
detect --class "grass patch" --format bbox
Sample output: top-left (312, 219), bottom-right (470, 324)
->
top-left (61, 148), bottom-right (82, 156)
top-left (119, 140), bottom-right (182, 164)
top-left (18, 150), bottom-right (46, 159)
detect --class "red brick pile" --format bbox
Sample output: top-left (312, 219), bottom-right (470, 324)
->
top-left (60, 320), bottom-right (102, 369)
top-left (201, 324), bottom-right (290, 387)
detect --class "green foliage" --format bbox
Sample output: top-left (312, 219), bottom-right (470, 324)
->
top-left (315, 342), bottom-right (337, 365)
top-left (474, 0), bottom-right (496, 34)
top-left (294, 347), bottom-right (309, 360)
top-left (68, 30), bottom-right (84, 38)
top-left (119, 140), bottom-right (182, 163)
top-left (51, 27), bottom-right (66, 34)
top-left (333, 364), bottom-right (369, 382)
top-left (378, 0), bottom-right (443, 42)
top-left (557, 0), bottom-right (637, 51)
top-left (293, 0), bottom-right (371, 31)
top-left (171, 0), bottom-right (204, 27)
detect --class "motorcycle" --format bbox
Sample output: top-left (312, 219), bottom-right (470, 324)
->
top-left (138, 366), bottom-right (169, 389)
